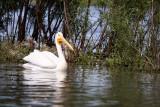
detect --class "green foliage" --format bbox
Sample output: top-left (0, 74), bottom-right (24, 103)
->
top-left (0, 41), bottom-right (31, 63)
top-left (100, 0), bottom-right (159, 70)
top-left (0, 0), bottom-right (160, 70)
top-left (74, 53), bottom-right (96, 65)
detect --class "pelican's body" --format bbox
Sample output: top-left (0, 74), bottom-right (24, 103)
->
top-left (23, 32), bottom-right (74, 71)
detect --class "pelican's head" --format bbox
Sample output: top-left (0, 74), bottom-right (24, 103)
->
top-left (55, 32), bottom-right (74, 51)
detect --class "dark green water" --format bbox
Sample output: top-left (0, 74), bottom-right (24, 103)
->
top-left (0, 64), bottom-right (160, 107)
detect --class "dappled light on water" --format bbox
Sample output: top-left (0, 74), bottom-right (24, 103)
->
top-left (0, 64), bottom-right (160, 106)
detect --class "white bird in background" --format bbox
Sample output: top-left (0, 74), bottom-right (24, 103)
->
top-left (23, 32), bottom-right (74, 71)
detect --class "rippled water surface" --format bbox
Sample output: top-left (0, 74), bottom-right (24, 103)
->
top-left (0, 64), bottom-right (160, 107)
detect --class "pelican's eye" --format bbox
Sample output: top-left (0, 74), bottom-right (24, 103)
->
top-left (58, 34), bottom-right (61, 38)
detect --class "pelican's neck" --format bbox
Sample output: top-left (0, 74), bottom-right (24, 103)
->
top-left (56, 43), bottom-right (65, 60)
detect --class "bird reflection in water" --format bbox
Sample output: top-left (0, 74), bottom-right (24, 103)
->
top-left (22, 69), bottom-right (68, 106)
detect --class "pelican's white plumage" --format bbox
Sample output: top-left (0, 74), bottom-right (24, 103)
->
top-left (23, 32), bottom-right (74, 71)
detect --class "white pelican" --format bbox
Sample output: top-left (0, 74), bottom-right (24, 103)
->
top-left (23, 32), bottom-right (74, 71)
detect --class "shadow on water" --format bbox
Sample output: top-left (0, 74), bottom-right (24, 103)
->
top-left (0, 64), bottom-right (160, 107)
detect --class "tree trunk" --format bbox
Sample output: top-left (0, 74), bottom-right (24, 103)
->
top-left (103, 31), bottom-right (114, 57)
top-left (63, 0), bottom-right (71, 36)
top-left (17, 0), bottom-right (29, 42)
top-left (151, 0), bottom-right (158, 69)
top-left (32, 19), bottom-right (38, 41)
top-left (21, 0), bottom-right (29, 41)
top-left (80, 0), bottom-right (91, 50)
top-left (96, 20), bottom-right (108, 53)
top-left (17, 1), bottom-right (23, 42)
top-left (36, 0), bottom-right (42, 49)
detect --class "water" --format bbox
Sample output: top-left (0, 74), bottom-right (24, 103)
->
top-left (0, 64), bottom-right (160, 107)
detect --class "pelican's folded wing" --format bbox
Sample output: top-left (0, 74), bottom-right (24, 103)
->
top-left (42, 51), bottom-right (59, 63)
top-left (23, 50), bottom-right (57, 68)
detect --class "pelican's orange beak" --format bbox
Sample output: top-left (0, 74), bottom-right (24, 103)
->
top-left (57, 34), bottom-right (74, 51)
